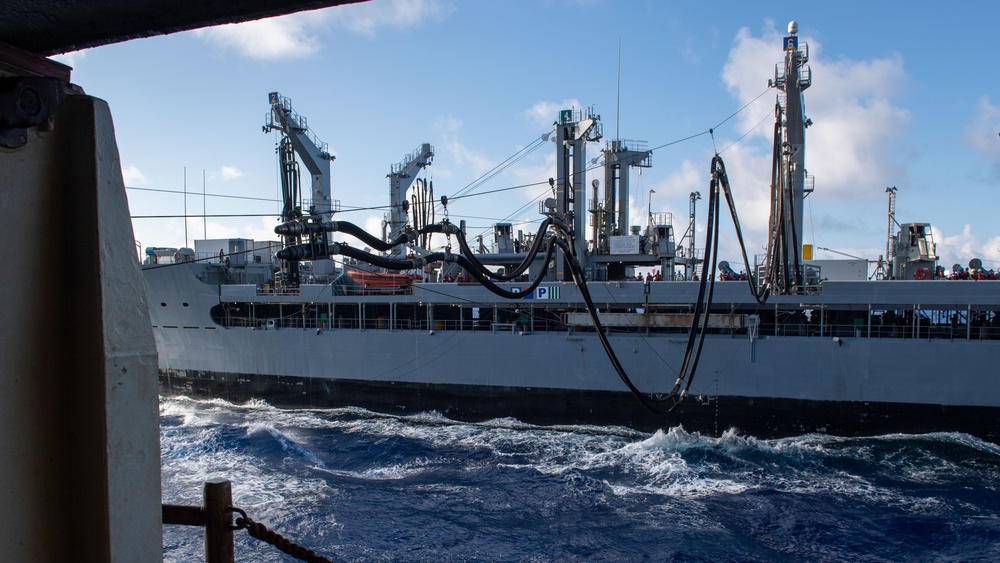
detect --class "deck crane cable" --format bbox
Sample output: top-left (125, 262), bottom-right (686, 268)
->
top-left (445, 135), bottom-right (548, 202)
top-left (455, 95), bottom-right (764, 233)
top-left (126, 185), bottom-right (282, 204)
top-left (719, 111), bottom-right (773, 155)
top-left (711, 86), bottom-right (773, 134)
top-left (447, 177), bottom-right (555, 203)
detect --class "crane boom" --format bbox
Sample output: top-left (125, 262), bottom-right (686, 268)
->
top-left (264, 92), bottom-right (336, 216)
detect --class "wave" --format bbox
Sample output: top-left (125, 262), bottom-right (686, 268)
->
top-left (161, 396), bottom-right (1000, 505)
top-left (160, 396), bottom-right (1000, 562)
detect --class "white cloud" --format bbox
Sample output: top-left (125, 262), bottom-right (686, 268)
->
top-left (50, 50), bottom-right (86, 69)
top-left (193, 0), bottom-right (449, 59)
top-left (964, 96), bottom-right (1000, 177)
top-left (721, 22), bottom-right (910, 202)
top-left (523, 98), bottom-right (583, 129)
top-left (326, 0), bottom-right (451, 36)
top-left (192, 12), bottom-right (324, 60)
top-left (122, 164), bottom-right (148, 186)
top-left (433, 116), bottom-right (495, 180)
top-left (933, 224), bottom-right (1000, 270)
top-left (363, 214), bottom-right (385, 242)
top-left (669, 21), bottom-right (918, 267)
top-left (219, 166), bottom-right (244, 181)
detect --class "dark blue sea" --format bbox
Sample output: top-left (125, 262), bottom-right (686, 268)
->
top-left (160, 396), bottom-right (1000, 562)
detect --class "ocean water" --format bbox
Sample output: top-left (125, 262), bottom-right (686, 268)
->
top-left (161, 396), bottom-right (1000, 562)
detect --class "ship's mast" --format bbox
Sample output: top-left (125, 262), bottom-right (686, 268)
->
top-left (598, 139), bottom-right (652, 249)
top-left (553, 107), bottom-right (602, 279)
top-left (686, 191), bottom-right (701, 279)
top-left (768, 21), bottom-right (812, 291)
top-left (885, 186), bottom-right (898, 271)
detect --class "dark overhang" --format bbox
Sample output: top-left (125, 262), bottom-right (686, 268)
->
top-left (0, 0), bottom-right (367, 55)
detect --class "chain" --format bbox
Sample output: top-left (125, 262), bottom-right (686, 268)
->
top-left (229, 507), bottom-right (332, 563)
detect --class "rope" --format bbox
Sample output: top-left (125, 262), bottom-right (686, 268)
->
top-left (230, 507), bottom-right (332, 563)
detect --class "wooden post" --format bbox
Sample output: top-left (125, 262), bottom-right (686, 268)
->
top-left (203, 479), bottom-right (234, 563)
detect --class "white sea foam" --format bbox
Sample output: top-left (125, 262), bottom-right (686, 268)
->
top-left (244, 422), bottom-right (325, 467)
top-left (311, 460), bottom-right (431, 481)
top-left (160, 397), bottom-right (998, 517)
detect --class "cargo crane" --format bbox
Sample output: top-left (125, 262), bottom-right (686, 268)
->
top-left (386, 143), bottom-right (434, 259)
top-left (264, 92), bottom-right (338, 284)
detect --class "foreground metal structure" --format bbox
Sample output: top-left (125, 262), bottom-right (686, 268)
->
top-left (0, 1), bottom-right (368, 560)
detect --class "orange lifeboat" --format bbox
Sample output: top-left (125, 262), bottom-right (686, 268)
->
top-left (347, 269), bottom-right (418, 289)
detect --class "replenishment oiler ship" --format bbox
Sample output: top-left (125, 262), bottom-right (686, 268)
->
top-left (143, 23), bottom-right (1000, 440)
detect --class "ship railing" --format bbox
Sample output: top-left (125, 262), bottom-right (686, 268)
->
top-left (254, 283), bottom-right (414, 297)
top-left (341, 284), bottom-right (414, 296)
top-left (492, 322), bottom-right (518, 334)
top-left (390, 143), bottom-right (435, 175)
top-left (761, 314), bottom-right (1000, 342)
top-left (256, 285), bottom-right (301, 296)
top-left (214, 303), bottom-right (1000, 342)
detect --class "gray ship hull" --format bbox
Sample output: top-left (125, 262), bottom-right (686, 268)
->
top-left (145, 262), bottom-right (1000, 439)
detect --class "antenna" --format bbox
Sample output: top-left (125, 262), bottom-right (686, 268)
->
top-left (202, 169), bottom-right (207, 240)
top-left (616, 37), bottom-right (621, 141)
top-left (183, 166), bottom-right (188, 248)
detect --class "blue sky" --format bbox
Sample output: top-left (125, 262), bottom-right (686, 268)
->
top-left (55, 0), bottom-right (1000, 272)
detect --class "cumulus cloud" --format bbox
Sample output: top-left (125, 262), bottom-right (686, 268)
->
top-left (326, 0), bottom-right (451, 36)
top-left (964, 96), bottom-right (1000, 177)
top-left (122, 164), bottom-right (148, 186)
top-left (721, 22), bottom-right (910, 202)
top-left (523, 98), bottom-right (584, 129)
top-left (677, 21), bottom-right (915, 264)
top-left (219, 166), bottom-right (244, 180)
top-left (433, 115), bottom-right (495, 180)
top-left (193, 0), bottom-right (449, 59)
top-left (192, 12), bottom-right (324, 60)
top-left (932, 224), bottom-right (1000, 269)
top-left (362, 214), bottom-right (385, 245)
